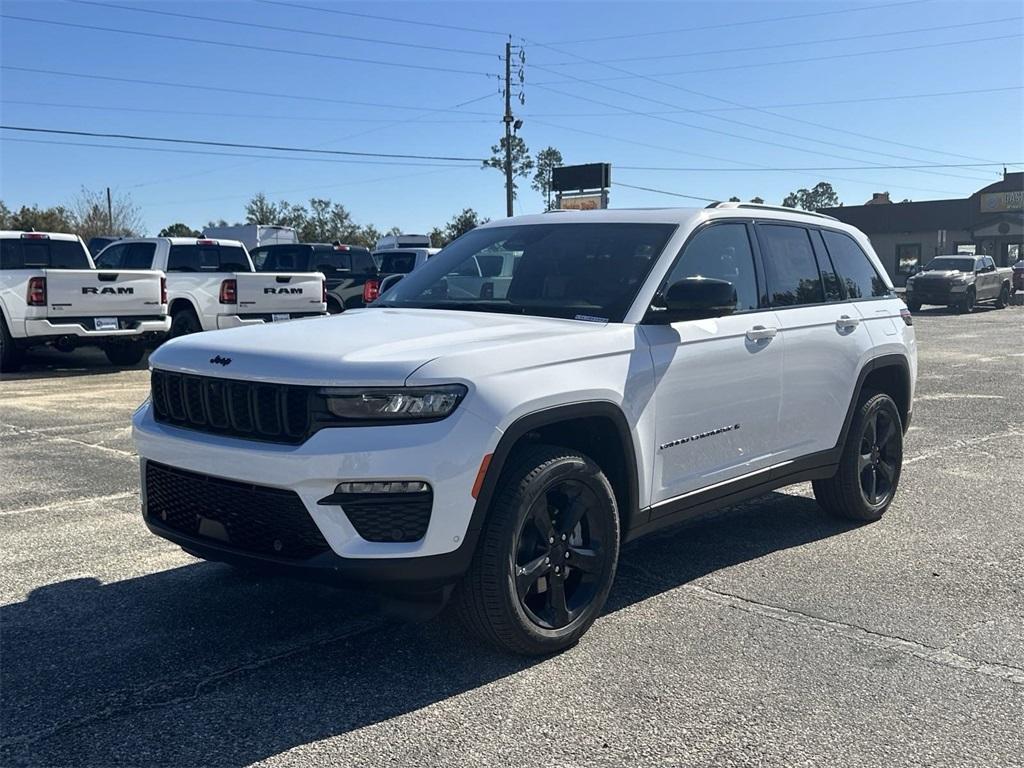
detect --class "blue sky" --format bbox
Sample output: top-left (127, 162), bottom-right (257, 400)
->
top-left (1, 0), bottom-right (1021, 235)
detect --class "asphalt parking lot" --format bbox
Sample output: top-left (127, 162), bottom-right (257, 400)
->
top-left (2, 305), bottom-right (1022, 768)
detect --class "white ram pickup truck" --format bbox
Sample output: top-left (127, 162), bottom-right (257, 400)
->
top-left (95, 237), bottom-right (326, 337)
top-left (1, 231), bottom-right (169, 371)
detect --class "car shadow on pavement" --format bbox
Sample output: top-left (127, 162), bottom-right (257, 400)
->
top-left (1, 492), bottom-right (852, 766)
top-left (2, 350), bottom-right (152, 380)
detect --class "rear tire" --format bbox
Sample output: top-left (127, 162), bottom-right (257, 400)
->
top-left (813, 393), bottom-right (903, 522)
top-left (326, 298), bottom-right (344, 315)
top-left (169, 308), bottom-right (201, 338)
top-left (104, 341), bottom-right (146, 367)
top-left (995, 284), bottom-right (1010, 309)
top-left (454, 444), bottom-right (620, 656)
top-left (0, 314), bottom-right (24, 373)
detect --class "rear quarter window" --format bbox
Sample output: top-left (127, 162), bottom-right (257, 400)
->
top-left (821, 231), bottom-right (889, 299)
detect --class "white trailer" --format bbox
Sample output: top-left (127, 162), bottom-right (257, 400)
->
top-left (201, 224), bottom-right (298, 252)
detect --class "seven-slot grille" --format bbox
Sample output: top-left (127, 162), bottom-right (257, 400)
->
top-left (144, 460), bottom-right (330, 560)
top-left (151, 369), bottom-right (311, 443)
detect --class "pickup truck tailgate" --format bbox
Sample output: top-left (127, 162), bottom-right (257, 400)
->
top-left (44, 269), bottom-right (166, 317)
top-left (235, 272), bottom-right (326, 314)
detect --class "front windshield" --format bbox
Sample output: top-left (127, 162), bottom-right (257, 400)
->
top-left (376, 223), bottom-right (676, 322)
top-left (924, 257), bottom-right (974, 272)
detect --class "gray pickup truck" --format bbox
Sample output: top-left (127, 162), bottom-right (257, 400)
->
top-left (905, 254), bottom-right (1012, 313)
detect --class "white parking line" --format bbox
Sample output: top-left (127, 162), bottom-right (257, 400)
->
top-left (0, 491), bottom-right (137, 517)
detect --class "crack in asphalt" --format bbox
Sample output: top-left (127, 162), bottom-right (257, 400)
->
top-left (0, 491), bottom-right (137, 517)
top-left (1, 423), bottom-right (137, 459)
top-left (903, 429), bottom-right (1024, 466)
top-left (0, 615), bottom-right (390, 750)
top-left (621, 562), bottom-right (1024, 686)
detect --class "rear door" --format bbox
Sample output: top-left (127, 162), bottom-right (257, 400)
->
top-left (755, 222), bottom-right (875, 462)
top-left (644, 221), bottom-right (784, 507)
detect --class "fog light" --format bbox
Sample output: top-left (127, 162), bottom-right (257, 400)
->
top-left (334, 481), bottom-right (429, 495)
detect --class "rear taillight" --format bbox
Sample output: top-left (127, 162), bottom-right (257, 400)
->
top-left (322, 279), bottom-right (327, 304)
top-left (363, 279), bottom-right (380, 304)
top-left (160, 276), bottom-right (167, 305)
top-left (900, 307), bottom-right (913, 326)
top-left (219, 278), bottom-right (237, 304)
top-left (27, 276), bottom-right (47, 306)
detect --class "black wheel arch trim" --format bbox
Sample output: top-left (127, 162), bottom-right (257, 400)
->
top-left (468, 401), bottom-right (642, 543)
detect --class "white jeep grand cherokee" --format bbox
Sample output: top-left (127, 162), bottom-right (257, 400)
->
top-left (133, 204), bottom-right (916, 655)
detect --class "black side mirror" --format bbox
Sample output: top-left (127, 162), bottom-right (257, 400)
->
top-left (655, 277), bottom-right (737, 322)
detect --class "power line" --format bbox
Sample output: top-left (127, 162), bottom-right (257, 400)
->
top-left (612, 182), bottom-right (717, 203)
top-left (529, 117), bottom-right (969, 197)
top-left (543, 0), bottom-right (930, 44)
top-left (0, 125), bottom-right (487, 162)
top-left (532, 82), bottom-right (990, 184)
top-left (532, 32), bottom-right (1024, 84)
top-left (0, 66), bottom-right (496, 114)
top-left (540, 16), bottom-right (1020, 65)
top-left (0, 15), bottom-right (496, 77)
top-left (68, 0), bottom-right (496, 58)
top-left (616, 163), bottom-right (1018, 172)
top-left (522, 86), bottom-right (1024, 118)
top-left (0, 100), bottom-right (494, 124)
top-left (526, 32), bottom-right (1003, 174)
top-left (256, 0), bottom-right (507, 37)
top-left (1, 137), bottom-right (478, 168)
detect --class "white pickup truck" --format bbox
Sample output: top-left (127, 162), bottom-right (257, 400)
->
top-left (1, 231), bottom-right (169, 371)
top-left (95, 238), bottom-right (327, 337)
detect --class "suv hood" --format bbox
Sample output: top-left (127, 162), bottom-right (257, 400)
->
top-left (149, 308), bottom-right (612, 385)
top-left (916, 269), bottom-right (965, 277)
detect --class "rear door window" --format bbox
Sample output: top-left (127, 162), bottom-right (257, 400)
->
top-left (757, 225), bottom-right (824, 306)
top-left (350, 250), bottom-right (376, 274)
top-left (820, 230), bottom-right (889, 299)
top-left (810, 230), bottom-right (845, 302)
top-left (96, 242), bottom-right (155, 269)
top-left (0, 238), bottom-right (91, 269)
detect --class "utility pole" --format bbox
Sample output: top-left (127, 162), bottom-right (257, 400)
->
top-left (503, 39), bottom-right (514, 218)
top-left (106, 187), bottom-right (113, 233)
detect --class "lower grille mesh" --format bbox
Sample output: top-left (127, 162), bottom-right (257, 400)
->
top-left (145, 461), bottom-right (330, 560)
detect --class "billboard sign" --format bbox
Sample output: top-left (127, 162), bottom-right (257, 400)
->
top-left (558, 194), bottom-right (604, 211)
top-left (980, 190), bottom-right (1024, 213)
top-left (552, 163), bottom-right (611, 193)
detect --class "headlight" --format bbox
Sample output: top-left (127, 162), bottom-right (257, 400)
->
top-left (906, 276), bottom-right (915, 286)
top-left (318, 385), bottom-right (467, 422)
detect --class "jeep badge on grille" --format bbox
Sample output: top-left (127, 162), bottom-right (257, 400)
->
top-left (209, 355), bottom-right (232, 366)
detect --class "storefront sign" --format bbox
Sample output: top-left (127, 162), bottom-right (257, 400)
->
top-left (558, 194), bottom-right (604, 210)
top-left (980, 190), bottom-right (1024, 212)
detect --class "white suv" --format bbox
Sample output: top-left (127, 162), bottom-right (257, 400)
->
top-left (133, 204), bottom-right (916, 655)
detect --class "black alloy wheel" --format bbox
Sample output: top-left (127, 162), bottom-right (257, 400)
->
top-left (857, 406), bottom-right (900, 508)
top-left (514, 479), bottom-right (607, 630)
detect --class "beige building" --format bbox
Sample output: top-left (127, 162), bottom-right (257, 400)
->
top-left (821, 172), bottom-right (1023, 286)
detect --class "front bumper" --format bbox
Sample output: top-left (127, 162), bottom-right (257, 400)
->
top-left (132, 399), bottom-right (499, 582)
top-left (24, 316), bottom-right (170, 339)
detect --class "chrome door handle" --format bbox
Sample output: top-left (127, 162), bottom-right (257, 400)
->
top-left (836, 314), bottom-right (860, 329)
top-left (746, 325), bottom-right (778, 341)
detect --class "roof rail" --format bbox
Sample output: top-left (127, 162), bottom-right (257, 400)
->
top-left (705, 201), bottom-right (837, 221)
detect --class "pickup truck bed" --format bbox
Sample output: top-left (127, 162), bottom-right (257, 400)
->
top-left (1, 231), bottom-right (170, 371)
top-left (95, 238), bottom-right (327, 336)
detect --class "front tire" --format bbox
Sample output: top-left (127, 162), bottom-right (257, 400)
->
top-left (813, 393), bottom-right (903, 522)
top-left (104, 342), bottom-right (146, 366)
top-left (455, 444), bottom-right (620, 656)
top-left (956, 287), bottom-right (975, 314)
